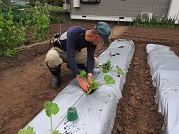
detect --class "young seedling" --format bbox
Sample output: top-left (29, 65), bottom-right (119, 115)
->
top-left (77, 70), bottom-right (115, 94)
top-left (18, 101), bottom-right (60, 134)
top-left (77, 70), bottom-right (99, 94)
top-left (116, 66), bottom-right (124, 77)
top-left (77, 70), bottom-right (86, 77)
top-left (99, 60), bottom-right (112, 73)
top-left (103, 75), bottom-right (115, 84)
top-left (86, 77), bottom-right (99, 94)
top-left (18, 126), bottom-right (36, 134)
top-left (44, 101), bottom-right (60, 134)
top-left (97, 60), bottom-right (124, 77)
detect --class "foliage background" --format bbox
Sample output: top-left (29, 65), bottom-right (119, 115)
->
top-left (0, 3), bottom-right (69, 57)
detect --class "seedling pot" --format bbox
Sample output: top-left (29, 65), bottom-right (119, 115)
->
top-left (67, 107), bottom-right (78, 121)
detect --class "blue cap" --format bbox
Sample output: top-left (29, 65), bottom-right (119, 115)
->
top-left (95, 22), bottom-right (111, 45)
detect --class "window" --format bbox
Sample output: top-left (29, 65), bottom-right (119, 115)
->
top-left (80, 0), bottom-right (100, 3)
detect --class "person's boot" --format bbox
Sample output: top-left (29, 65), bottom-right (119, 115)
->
top-left (47, 64), bottom-right (61, 89)
top-left (51, 75), bottom-right (60, 89)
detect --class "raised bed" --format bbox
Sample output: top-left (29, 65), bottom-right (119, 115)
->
top-left (147, 44), bottom-right (179, 134)
top-left (24, 39), bottom-right (135, 133)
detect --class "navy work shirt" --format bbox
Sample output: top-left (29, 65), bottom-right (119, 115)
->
top-left (59, 26), bottom-right (97, 76)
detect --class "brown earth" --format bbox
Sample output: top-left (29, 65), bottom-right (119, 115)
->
top-left (0, 21), bottom-right (179, 134)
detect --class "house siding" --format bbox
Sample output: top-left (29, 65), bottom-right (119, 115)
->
top-left (71, 0), bottom-right (171, 19)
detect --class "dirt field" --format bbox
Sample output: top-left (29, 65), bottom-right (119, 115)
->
top-left (0, 21), bottom-right (179, 134)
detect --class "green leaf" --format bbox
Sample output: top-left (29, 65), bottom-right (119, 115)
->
top-left (44, 101), bottom-right (60, 117)
top-left (86, 78), bottom-right (99, 94)
top-left (90, 81), bottom-right (99, 89)
top-left (102, 60), bottom-right (111, 69)
top-left (77, 70), bottom-right (86, 76)
top-left (102, 69), bottom-right (109, 73)
top-left (104, 75), bottom-right (115, 84)
top-left (101, 60), bottom-right (112, 73)
top-left (52, 130), bottom-right (59, 134)
top-left (18, 126), bottom-right (36, 134)
top-left (116, 66), bottom-right (124, 75)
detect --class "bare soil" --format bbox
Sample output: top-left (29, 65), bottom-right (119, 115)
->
top-left (1, 21), bottom-right (179, 134)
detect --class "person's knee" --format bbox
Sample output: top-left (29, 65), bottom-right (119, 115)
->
top-left (94, 57), bottom-right (99, 67)
top-left (45, 49), bottom-right (63, 68)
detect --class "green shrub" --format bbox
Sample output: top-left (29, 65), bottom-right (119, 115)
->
top-left (0, 8), bottom-right (25, 57)
top-left (0, 5), bottom-right (33, 24)
top-left (132, 17), bottom-right (175, 28)
top-left (0, 4), bottom-right (69, 57)
top-left (31, 3), bottom-right (50, 42)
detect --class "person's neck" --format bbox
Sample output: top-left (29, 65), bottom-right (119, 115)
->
top-left (85, 30), bottom-right (93, 42)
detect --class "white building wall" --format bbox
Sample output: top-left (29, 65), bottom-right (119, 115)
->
top-left (167, 0), bottom-right (179, 24)
top-left (71, 0), bottom-right (171, 22)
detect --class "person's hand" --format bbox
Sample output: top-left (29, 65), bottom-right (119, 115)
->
top-left (79, 78), bottom-right (90, 92)
top-left (87, 73), bottom-right (93, 85)
top-left (88, 77), bottom-right (93, 85)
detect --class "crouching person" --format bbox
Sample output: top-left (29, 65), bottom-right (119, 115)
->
top-left (45, 22), bottom-right (111, 93)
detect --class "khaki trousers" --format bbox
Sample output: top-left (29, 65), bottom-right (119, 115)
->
top-left (45, 47), bottom-right (99, 68)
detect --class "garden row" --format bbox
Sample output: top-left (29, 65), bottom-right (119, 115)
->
top-left (17, 40), bottom-right (179, 134)
top-left (18, 39), bottom-right (135, 134)
top-left (147, 44), bottom-right (179, 134)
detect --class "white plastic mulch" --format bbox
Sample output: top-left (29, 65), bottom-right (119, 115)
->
top-left (146, 44), bottom-right (179, 134)
top-left (24, 39), bottom-right (135, 134)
